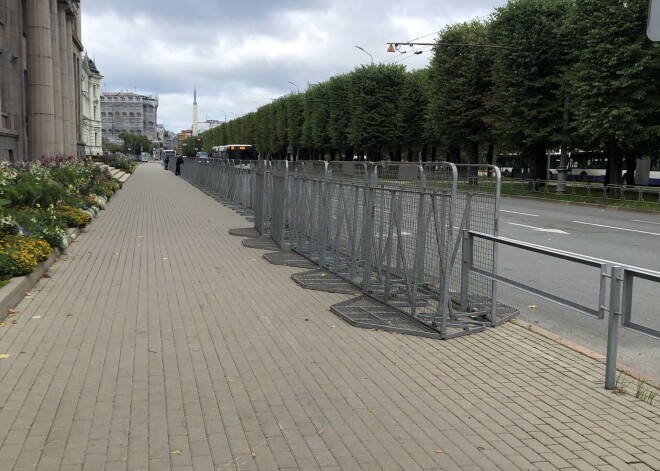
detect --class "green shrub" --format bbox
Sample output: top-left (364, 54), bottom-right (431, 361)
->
top-left (3, 173), bottom-right (74, 208)
top-left (113, 156), bottom-right (138, 174)
top-left (56, 205), bottom-right (91, 228)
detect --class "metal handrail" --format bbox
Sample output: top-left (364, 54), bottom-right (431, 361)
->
top-left (467, 230), bottom-right (660, 390)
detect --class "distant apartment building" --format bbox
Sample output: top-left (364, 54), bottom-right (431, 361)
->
top-left (163, 130), bottom-right (178, 151)
top-left (177, 130), bottom-right (192, 156)
top-left (100, 92), bottom-right (158, 144)
top-left (0, 0), bottom-right (85, 161)
top-left (81, 54), bottom-right (103, 156)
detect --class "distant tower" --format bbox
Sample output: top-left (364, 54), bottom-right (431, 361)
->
top-left (192, 87), bottom-right (198, 136)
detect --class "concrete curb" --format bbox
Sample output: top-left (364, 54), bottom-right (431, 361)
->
top-left (512, 318), bottom-right (660, 390)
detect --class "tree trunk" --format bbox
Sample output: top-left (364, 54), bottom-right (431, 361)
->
top-left (486, 143), bottom-right (494, 166)
top-left (605, 139), bottom-right (624, 188)
top-left (469, 141), bottom-right (479, 165)
top-left (469, 141), bottom-right (479, 186)
top-left (526, 141), bottom-right (547, 180)
top-left (624, 152), bottom-right (636, 186)
top-left (448, 143), bottom-right (461, 163)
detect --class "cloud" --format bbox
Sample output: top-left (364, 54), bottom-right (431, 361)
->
top-left (82, 0), bottom-right (507, 132)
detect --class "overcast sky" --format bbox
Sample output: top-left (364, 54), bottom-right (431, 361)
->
top-left (82, 0), bottom-right (509, 133)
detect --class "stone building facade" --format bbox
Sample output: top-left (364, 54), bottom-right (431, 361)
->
top-left (81, 53), bottom-right (102, 156)
top-left (0, 0), bottom-right (85, 161)
top-left (100, 92), bottom-right (159, 144)
top-left (177, 129), bottom-right (192, 156)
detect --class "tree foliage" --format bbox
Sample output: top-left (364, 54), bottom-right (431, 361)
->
top-left (197, 0), bottom-right (658, 181)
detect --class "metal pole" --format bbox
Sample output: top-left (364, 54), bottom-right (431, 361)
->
top-left (354, 45), bottom-right (374, 65)
top-left (605, 266), bottom-right (623, 390)
top-left (460, 195), bottom-right (473, 312)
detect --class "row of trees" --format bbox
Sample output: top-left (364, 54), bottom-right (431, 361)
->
top-left (200, 0), bottom-right (660, 183)
top-left (103, 133), bottom-right (154, 156)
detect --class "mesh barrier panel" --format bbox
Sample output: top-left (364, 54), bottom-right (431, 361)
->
top-left (270, 161), bottom-right (289, 248)
top-left (180, 158), bottom-right (503, 337)
top-left (254, 161), bottom-right (271, 234)
top-left (451, 165), bottom-right (500, 321)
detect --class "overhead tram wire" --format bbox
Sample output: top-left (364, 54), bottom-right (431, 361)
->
top-left (385, 45), bottom-right (434, 65)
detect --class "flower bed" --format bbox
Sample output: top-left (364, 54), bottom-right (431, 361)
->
top-left (0, 156), bottom-right (120, 279)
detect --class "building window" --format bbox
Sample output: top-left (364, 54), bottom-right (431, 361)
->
top-left (122, 112), bottom-right (127, 116)
top-left (137, 112), bottom-right (142, 117)
top-left (129, 112), bottom-right (134, 117)
top-left (101, 112), bottom-right (105, 116)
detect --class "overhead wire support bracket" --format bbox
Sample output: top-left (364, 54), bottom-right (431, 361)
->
top-left (387, 42), bottom-right (521, 52)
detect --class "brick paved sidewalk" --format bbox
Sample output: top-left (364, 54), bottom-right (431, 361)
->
top-left (0, 163), bottom-right (658, 471)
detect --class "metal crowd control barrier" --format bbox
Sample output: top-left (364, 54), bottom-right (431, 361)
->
top-left (174, 157), bottom-right (660, 387)
top-left (285, 161), bottom-right (506, 338)
top-left (176, 159), bottom-right (509, 338)
top-left (254, 161), bottom-right (272, 235)
top-left (270, 161), bottom-right (290, 248)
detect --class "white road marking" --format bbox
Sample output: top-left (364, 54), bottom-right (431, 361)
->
top-left (501, 210), bottom-right (539, 217)
top-left (508, 223), bottom-right (569, 234)
top-left (633, 219), bottom-right (660, 226)
top-left (573, 221), bottom-right (660, 237)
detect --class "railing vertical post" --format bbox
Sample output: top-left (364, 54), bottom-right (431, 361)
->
top-left (411, 170), bottom-right (427, 318)
top-left (621, 269), bottom-right (633, 329)
top-left (599, 263), bottom-right (608, 319)
top-left (362, 168), bottom-right (376, 294)
top-left (605, 266), bottom-right (623, 390)
top-left (460, 195), bottom-right (473, 312)
top-left (318, 166), bottom-right (331, 268)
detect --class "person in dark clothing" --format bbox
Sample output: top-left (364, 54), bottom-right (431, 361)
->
top-left (175, 156), bottom-right (183, 175)
top-left (163, 155), bottom-right (169, 170)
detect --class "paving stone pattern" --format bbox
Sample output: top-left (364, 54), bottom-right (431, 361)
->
top-left (0, 163), bottom-right (658, 471)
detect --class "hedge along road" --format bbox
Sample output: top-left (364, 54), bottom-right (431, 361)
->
top-left (497, 195), bottom-right (660, 382)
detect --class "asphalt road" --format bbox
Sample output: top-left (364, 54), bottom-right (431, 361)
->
top-left (497, 196), bottom-right (660, 382)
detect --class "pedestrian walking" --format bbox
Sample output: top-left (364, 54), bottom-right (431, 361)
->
top-left (175, 155), bottom-right (184, 175)
top-left (163, 155), bottom-right (170, 170)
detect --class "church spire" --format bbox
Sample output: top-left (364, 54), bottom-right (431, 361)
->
top-left (192, 87), bottom-right (199, 137)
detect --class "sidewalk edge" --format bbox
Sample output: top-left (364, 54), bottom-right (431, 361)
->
top-left (511, 318), bottom-right (660, 389)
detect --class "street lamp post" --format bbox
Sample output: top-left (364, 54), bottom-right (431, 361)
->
top-left (229, 111), bottom-right (237, 119)
top-left (287, 81), bottom-right (300, 94)
top-left (354, 45), bottom-right (374, 65)
top-left (251, 101), bottom-right (261, 107)
top-left (217, 110), bottom-right (227, 122)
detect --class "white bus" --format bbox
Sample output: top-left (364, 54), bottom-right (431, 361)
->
top-left (548, 152), bottom-right (660, 185)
